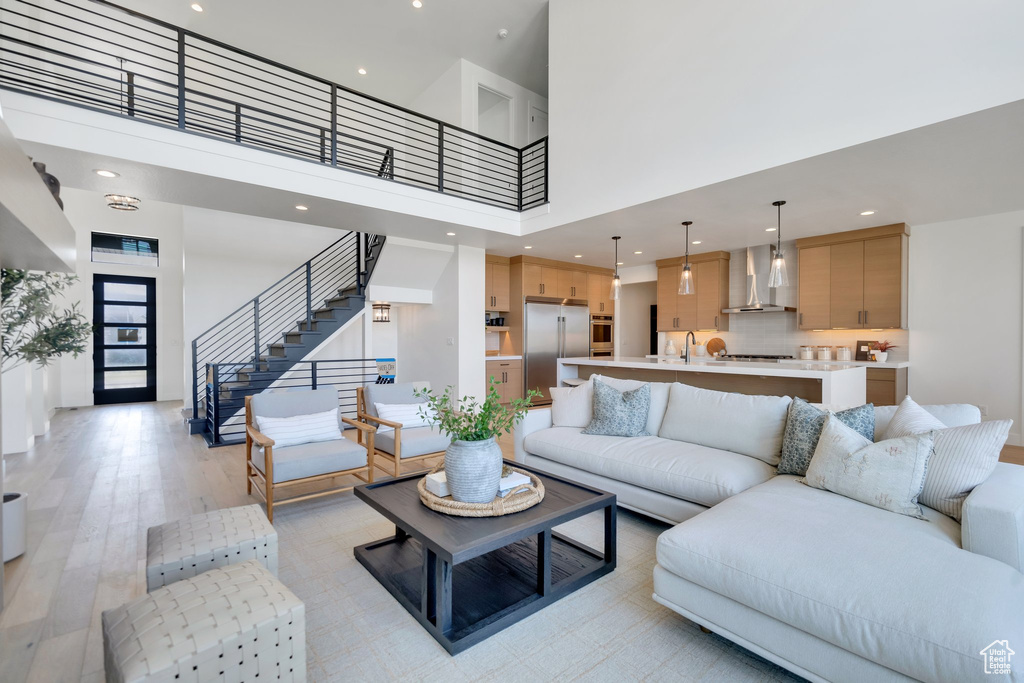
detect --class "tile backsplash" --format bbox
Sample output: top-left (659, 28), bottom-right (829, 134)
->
top-left (659, 242), bottom-right (910, 362)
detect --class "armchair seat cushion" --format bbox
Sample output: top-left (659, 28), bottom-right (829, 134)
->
top-left (376, 425), bottom-right (450, 459)
top-left (251, 438), bottom-right (367, 484)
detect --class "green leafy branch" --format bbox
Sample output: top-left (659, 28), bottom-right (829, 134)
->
top-left (2, 269), bottom-right (93, 373)
top-left (416, 377), bottom-right (542, 442)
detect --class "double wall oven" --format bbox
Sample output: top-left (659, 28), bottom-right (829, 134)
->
top-left (590, 315), bottom-right (614, 358)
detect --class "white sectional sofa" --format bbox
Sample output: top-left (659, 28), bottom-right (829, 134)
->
top-left (513, 377), bottom-right (1024, 682)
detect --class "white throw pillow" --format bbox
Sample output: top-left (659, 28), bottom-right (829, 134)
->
top-left (590, 375), bottom-right (671, 435)
top-left (658, 383), bottom-right (792, 465)
top-left (374, 402), bottom-right (434, 433)
top-left (257, 408), bottom-right (342, 449)
top-left (883, 396), bottom-right (946, 440)
top-left (549, 381), bottom-right (593, 428)
top-left (802, 415), bottom-right (934, 519)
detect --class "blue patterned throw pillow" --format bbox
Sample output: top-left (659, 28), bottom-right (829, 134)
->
top-left (582, 378), bottom-right (651, 437)
top-left (777, 398), bottom-right (875, 475)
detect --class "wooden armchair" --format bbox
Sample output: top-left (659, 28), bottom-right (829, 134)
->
top-left (245, 389), bottom-right (375, 522)
top-left (356, 382), bottom-right (449, 477)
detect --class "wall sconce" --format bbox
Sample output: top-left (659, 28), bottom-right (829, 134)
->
top-left (372, 302), bottom-right (391, 323)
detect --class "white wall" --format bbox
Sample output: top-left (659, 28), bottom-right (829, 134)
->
top-left (618, 282), bottom-right (657, 357)
top-left (909, 212), bottom-right (1024, 445)
top-left (56, 187), bottom-right (184, 406)
top-left (547, 0), bottom-right (1024, 227)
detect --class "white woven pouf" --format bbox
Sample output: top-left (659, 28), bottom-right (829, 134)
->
top-left (103, 559), bottom-right (305, 683)
top-left (146, 504), bottom-right (278, 592)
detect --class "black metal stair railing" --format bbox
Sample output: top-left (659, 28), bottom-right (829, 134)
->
top-left (190, 230), bottom-right (384, 424)
top-left (0, 0), bottom-right (548, 210)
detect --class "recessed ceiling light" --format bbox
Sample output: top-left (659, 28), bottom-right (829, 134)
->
top-left (446, 232), bottom-right (456, 236)
top-left (523, 245), bottom-right (532, 249)
top-left (860, 210), bottom-right (875, 216)
top-left (692, 240), bottom-right (702, 245)
top-left (295, 205), bottom-right (308, 211)
top-left (574, 254), bottom-right (583, 258)
top-left (190, 3), bottom-right (203, 11)
top-left (357, 67), bottom-right (367, 76)
top-left (765, 227), bottom-right (777, 232)
top-left (633, 250), bottom-right (642, 255)
top-left (94, 169), bottom-right (119, 178)
top-left (412, 0), bottom-right (422, 7)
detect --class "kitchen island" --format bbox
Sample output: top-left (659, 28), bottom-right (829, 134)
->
top-left (556, 356), bottom-right (866, 405)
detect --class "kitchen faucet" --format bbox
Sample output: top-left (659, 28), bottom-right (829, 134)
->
top-left (683, 331), bottom-right (696, 363)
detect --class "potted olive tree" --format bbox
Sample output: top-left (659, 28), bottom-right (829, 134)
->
top-left (417, 378), bottom-right (540, 503)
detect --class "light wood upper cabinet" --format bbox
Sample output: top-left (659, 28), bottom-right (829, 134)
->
top-left (696, 259), bottom-right (729, 331)
top-left (656, 252), bottom-right (730, 332)
top-left (798, 245), bottom-right (832, 330)
top-left (556, 269), bottom-right (573, 299)
top-left (588, 274), bottom-right (614, 315)
top-left (484, 260), bottom-right (511, 311)
top-left (571, 270), bottom-right (588, 300)
top-left (797, 224), bottom-right (909, 330)
top-left (523, 263), bottom-right (560, 296)
top-left (863, 236), bottom-right (903, 328)
top-left (829, 241), bottom-right (864, 328)
top-left (657, 266), bottom-right (679, 331)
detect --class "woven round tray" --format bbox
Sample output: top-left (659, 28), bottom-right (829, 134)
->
top-left (418, 465), bottom-right (545, 517)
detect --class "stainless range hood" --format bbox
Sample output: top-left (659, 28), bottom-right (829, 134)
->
top-left (722, 245), bottom-right (796, 314)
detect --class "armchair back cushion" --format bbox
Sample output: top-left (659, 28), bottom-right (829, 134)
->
top-left (659, 383), bottom-right (792, 465)
top-left (251, 388), bottom-right (340, 422)
top-left (363, 382), bottom-right (424, 418)
top-left (257, 409), bottom-right (342, 449)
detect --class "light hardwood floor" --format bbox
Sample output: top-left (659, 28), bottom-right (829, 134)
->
top-left (0, 401), bottom-right (448, 683)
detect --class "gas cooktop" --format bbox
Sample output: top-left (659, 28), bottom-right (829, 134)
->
top-left (718, 354), bottom-right (795, 362)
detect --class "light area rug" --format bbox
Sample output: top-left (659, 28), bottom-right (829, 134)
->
top-left (271, 492), bottom-right (802, 682)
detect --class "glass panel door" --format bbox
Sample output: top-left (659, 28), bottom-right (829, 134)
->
top-left (93, 274), bottom-right (156, 404)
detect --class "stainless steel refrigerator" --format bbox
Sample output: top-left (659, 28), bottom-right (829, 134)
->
top-left (525, 301), bottom-right (590, 404)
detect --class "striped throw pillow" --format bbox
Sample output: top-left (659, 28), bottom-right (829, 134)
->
top-left (374, 403), bottom-right (434, 433)
top-left (921, 420), bottom-right (1012, 521)
top-left (256, 408), bottom-right (342, 449)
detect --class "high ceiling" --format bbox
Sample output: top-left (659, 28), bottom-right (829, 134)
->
top-left (117, 0), bottom-right (550, 106)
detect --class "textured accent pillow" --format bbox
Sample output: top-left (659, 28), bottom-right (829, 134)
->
top-left (883, 396), bottom-right (946, 440)
top-left (256, 408), bottom-right (342, 449)
top-left (802, 415), bottom-right (934, 519)
top-left (778, 398), bottom-right (875, 476)
top-left (374, 403), bottom-right (436, 433)
top-left (589, 375), bottom-right (671, 435)
top-left (921, 420), bottom-right (1011, 521)
top-left (582, 378), bottom-right (651, 437)
top-left (549, 381), bottom-right (593, 428)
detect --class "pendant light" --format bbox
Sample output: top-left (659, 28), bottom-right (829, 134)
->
top-left (768, 200), bottom-right (789, 288)
top-left (610, 236), bottom-right (622, 301)
top-left (678, 221), bottom-right (694, 295)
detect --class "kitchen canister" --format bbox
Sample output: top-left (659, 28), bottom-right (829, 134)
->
top-left (835, 346), bottom-right (852, 361)
top-left (817, 346), bottom-right (832, 361)
top-left (799, 346), bottom-right (815, 360)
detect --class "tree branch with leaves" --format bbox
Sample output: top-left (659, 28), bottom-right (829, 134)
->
top-left (1, 269), bottom-right (93, 373)
top-left (416, 377), bottom-right (542, 442)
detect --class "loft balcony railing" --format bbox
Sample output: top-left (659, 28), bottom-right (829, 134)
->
top-left (0, 0), bottom-right (549, 211)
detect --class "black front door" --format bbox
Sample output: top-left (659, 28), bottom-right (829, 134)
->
top-left (93, 274), bottom-right (156, 404)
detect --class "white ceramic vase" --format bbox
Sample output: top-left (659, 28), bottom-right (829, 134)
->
top-left (873, 351), bottom-right (888, 363)
top-left (444, 437), bottom-right (502, 503)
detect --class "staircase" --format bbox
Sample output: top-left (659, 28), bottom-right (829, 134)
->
top-left (190, 232), bottom-right (385, 445)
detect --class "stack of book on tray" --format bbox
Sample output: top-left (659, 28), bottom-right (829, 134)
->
top-left (425, 470), bottom-right (531, 499)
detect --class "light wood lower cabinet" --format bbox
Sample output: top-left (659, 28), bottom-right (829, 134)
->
top-left (486, 359), bottom-right (522, 404)
top-left (865, 367), bottom-right (908, 406)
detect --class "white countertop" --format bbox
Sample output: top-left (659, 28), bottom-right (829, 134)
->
top-left (485, 355), bottom-right (522, 361)
top-left (645, 354), bottom-right (909, 369)
top-left (560, 356), bottom-right (865, 379)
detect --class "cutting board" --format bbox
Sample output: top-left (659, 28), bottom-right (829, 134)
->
top-left (706, 337), bottom-right (726, 356)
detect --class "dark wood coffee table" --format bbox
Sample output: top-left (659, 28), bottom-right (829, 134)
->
top-left (353, 460), bottom-right (616, 654)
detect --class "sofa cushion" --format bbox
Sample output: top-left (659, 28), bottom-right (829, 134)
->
top-left (549, 380), bottom-right (593, 428)
top-left (778, 398), bottom-right (875, 476)
top-left (656, 475), bottom-right (1024, 683)
top-left (523, 427), bottom-right (775, 507)
top-left (802, 416), bottom-right (934, 519)
top-left (375, 425), bottom-right (450, 458)
top-left (658, 383), bottom-right (792, 465)
top-left (873, 402), bottom-right (980, 441)
top-left (591, 375), bottom-right (671, 435)
top-left (363, 382), bottom-right (424, 418)
top-left (251, 438), bottom-right (367, 484)
top-left (582, 379), bottom-right (651, 437)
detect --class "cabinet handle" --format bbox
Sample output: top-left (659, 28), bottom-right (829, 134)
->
top-left (715, 315), bottom-right (718, 328)
top-left (858, 310), bottom-right (862, 324)
top-left (799, 312), bottom-right (803, 326)
top-left (864, 310), bottom-right (868, 325)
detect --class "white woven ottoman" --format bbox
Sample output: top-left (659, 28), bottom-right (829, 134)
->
top-left (146, 504), bottom-right (278, 592)
top-left (103, 559), bottom-right (305, 683)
